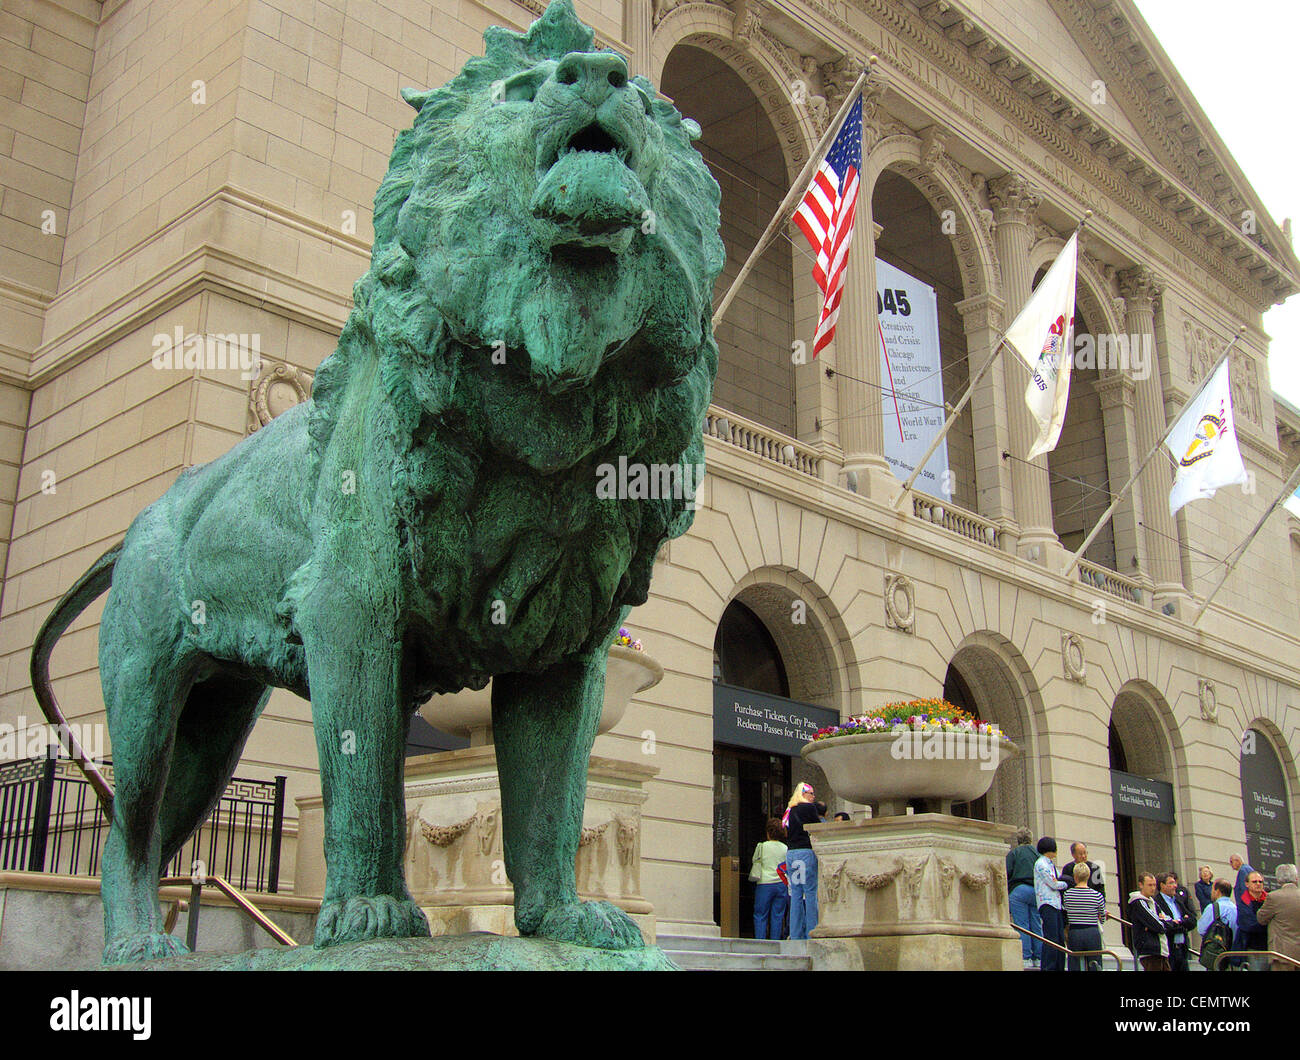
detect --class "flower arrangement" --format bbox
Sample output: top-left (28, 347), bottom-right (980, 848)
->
top-left (811, 698), bottom-right (1002, 741)
top-left (614, 627), bottom-right (643, 652)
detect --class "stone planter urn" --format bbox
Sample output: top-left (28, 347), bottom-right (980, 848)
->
top-left (801, 730), bottom-right (1021, 816)
top-left (418, 644), bottom-right (664, 745)
top-left (797, 725), bottom-right (1024, 971)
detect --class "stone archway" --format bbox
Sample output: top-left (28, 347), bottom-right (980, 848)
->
top-left (1110, 680), bottom-right (1184, 905)
top-left (944, 631), bottom-right (1039, 829)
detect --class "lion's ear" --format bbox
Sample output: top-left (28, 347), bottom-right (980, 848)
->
top-left (401, 87), bottom-right (434, 111)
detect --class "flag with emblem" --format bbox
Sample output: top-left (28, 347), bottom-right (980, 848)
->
top-left (1164, 358), bottom-right (1248, 516)
top-left (1003, 232), bottom-right (1078, 459)
top-left (793, 95), bottom-right (862, 357)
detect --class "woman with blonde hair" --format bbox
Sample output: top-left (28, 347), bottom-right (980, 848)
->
top-left (784, 783), bottom-right (827, 939)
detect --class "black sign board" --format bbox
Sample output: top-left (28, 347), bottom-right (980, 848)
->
top-left (1240, 729), bottom-right (1295, 884)
top-left (713, 683), bottom-right (839, 757)
top-left (1111, 770), bottom-right (1175, 824)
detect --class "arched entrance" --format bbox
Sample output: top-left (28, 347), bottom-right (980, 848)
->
top-left (1109, 683), bottom-right (1179, 921)
top-left (943, 634), bottom-right (1035, 827)
top-left (711, 586), bottom-right (840, 936)
top-left (661, 44), bottom-right (796, 435)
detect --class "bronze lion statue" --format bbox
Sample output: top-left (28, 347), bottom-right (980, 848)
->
top-left (32, 0), bottom-right (722, 964)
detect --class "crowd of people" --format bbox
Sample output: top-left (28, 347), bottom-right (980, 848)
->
top-left (1006, 829), bottom-right (1300, 971)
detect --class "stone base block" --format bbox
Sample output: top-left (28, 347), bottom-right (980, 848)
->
top-left (807, 813), bottom-right (1021, 971)
top-left (125, 935), bottom-right (677, 971)
top-left (422, 902), bottom-right (656, 944)
top-left (810, 932), bottom-right (1022, 971)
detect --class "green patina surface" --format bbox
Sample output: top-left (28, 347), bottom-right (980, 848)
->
top-left (127, 935), bottom-right (679, 972)
top-left (31, 0), bottom-right (722, 969)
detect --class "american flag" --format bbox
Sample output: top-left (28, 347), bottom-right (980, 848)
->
top-left (793, 95), bottom-right (863, 358)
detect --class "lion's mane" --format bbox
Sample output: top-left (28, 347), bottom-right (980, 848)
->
top-left (303, 1), bottom-right (724, 693)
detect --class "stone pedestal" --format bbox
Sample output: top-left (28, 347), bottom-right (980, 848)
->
top-left (806, 813), bottom-right (1021, 971)
top-left (295, 747), bottom-right (659, 943)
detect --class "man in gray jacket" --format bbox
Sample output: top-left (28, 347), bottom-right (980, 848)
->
top-left (1257, 863), bottom-right (1300, 971)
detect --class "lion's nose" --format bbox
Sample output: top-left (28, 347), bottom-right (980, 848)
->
top-left (554, 52), bottom-right (628, 106)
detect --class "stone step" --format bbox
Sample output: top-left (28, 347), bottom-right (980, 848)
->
top-left (660, 948), bottom-right (813, 971)
top-left (656, 934), bottom-right (802, 955)
top-left (656, 935), bottom-right (812, 970)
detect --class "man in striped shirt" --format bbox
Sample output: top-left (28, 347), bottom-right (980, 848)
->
top-left (1062, 862), bottom-right (1106, 971)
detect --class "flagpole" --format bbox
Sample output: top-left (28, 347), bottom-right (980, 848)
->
top-left (1190, 460), bottom-right (1300, 626)
top-left (1061, 326), bottom-right (1246, 578)
top-left (893, 211), bottom-right (1091, 511)
top-left (711, 58), bottom-right (876, 329)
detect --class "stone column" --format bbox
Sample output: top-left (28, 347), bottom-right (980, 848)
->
top-left (624, 0), bottom-right (653, 78)
top-left (1093, 372), bottom-right (1147, 581)
top-left (955, 293), bottom-right (1013, 535)
top-left (988, 174), bottom-right (1058, 559)
top-left (1119, 267), bottom-right (1185, 607)
top-left (835, 213), bottom-right (893, 498)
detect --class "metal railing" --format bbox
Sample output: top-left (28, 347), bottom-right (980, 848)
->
top-left (0, 753), bottom-right (286, 893)
top-left (1010, 921), bottom-right (1125, 970)
top-left (1212, 948), bottom-right (1300, 970)
top-left (159, 873), bottom-right (301, 952)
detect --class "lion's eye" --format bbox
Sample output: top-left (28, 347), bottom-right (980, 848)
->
top-left (634, 84), bottom-right (653, 116)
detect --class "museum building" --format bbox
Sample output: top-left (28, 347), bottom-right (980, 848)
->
top-left (1, 0), bottom-right (1298, 950)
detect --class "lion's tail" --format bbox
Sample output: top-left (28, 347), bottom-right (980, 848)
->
top-left (29, 542), bottom-right (122, 815)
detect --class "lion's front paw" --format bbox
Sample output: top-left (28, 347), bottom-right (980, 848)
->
top-left (313, 894), bottom-right (432, 948)
top-left (535, 899), bottom-right (645, 951)
top-left (103, 931), bottom-right (190, 965)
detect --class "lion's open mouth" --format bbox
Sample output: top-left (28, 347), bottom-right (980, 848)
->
top-left (531, 123), bottom-right (650, 254)
top-left (542, 121), bottom-right (635, 175)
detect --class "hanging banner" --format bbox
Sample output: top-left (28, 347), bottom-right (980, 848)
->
top-left (876, 259), bottom-right (950, 498)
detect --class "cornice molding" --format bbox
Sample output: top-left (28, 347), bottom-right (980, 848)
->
top-left (791, 0), bottom-right (1292, 312)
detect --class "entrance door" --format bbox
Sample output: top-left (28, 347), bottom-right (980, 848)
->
top-left (713, 745), bottom-right (790, 936)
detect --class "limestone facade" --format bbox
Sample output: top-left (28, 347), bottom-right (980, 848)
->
top-left (1, 0), bottom-right (1298, 949)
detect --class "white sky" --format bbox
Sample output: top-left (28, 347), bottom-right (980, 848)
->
top-left (1132, 0), bottom-right (1300, 410)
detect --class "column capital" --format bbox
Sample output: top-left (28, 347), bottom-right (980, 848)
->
top-left (1093, 372), bottom-right (1137, 411)
top-left (987, 173), bottom-right (1040, 226)
top-left (954, 292), bottom-right (1005, 332)
top-left (1117, 266), bottom-right (1162, 312)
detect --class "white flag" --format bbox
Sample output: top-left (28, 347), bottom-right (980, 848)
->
top-left (1285, 485), bottom-right (1300, 520)
top-left (1165, 358), bottom-right (1248, 516)
top-left (1004, 233), bottom-right (1078, 460)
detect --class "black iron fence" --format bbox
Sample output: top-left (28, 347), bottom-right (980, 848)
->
top-left (0, 753), bottom-right (286, 893)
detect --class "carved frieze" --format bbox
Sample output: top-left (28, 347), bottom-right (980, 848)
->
top-left (1181, 315), bottom-right (1262, 426)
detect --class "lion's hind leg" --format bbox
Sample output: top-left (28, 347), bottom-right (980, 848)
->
top-left (99, 652), bottom-right (195, 965)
